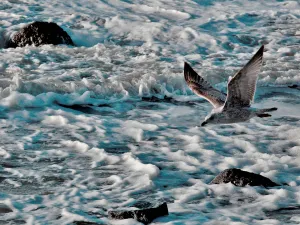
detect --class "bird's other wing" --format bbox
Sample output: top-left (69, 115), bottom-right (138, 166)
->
top-left (184, 62), bottom-right (226, 108)
top-left (224, 45), bottom-right (264, 109)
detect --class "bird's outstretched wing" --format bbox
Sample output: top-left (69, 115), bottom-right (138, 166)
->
top-left (224, 45), bottom-right (264, 109)
top-left (184, 62), bottom-right (226, 108)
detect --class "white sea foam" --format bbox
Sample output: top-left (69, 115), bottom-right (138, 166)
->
top-left (0, 0), bottom-right (299, 224)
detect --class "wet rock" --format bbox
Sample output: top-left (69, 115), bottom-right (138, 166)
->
top-left (0, 204), bottom-right (13, 214)
top-left (73, 222), bottom-right (102, 225)
top-left (1, 162), bottom-right (19, 168)
top-left (141, 95), bottom-right (196, 106)
top-left (210, 168), bottom-right (279, 187)
top-left (0, 177), bottom-right (6, 183)
top-left (142, 95), bottom-right (172, 103)
top-left (56, 102), bottom-right (111, 115)
top-left (108, 202), bottom-right (168, 224)
top-left (6, 21), bottom-right (74, 48)
top-left (288, 84), bottom-right (300, 90)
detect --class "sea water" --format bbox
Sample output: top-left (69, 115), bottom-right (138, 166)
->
top-left (0, 0), bottom-right (300, 224)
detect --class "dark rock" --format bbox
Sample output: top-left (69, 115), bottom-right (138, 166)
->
top-left (1, 162), bottom-right (19, 168)
top-left (210, 168), bottom-right (279, 187)
top-left (0, 204), bottom-right (13, 214)
top-left (56, 102), bottom-right (111, 115)
top-left (73, 222), bottom-right (103, 225)
top-left (6, 21), bottom-right (74, 48)
top-left (108, 202), bottom-right (168, 224)
top-left (288, 84), bottom-right (299, 89)
top-left (141, 95), bottom-right (198, 106)
top-left (0, 177), bottom-right (6, 183)
top-left (142, 96), bottom-right (173, 103)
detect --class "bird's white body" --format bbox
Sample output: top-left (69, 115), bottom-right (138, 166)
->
top-left (205, 106), bottom-right (256, 125)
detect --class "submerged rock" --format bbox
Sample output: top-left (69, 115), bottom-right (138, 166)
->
top-left (210, 168), bottom-right (279, 187)
top-left (142, 96), bottom-right (172, 102)
top-left (288, 84), bottom-right (300, 90)
top-left (266, 206), bottom-right (300, 223)
top-left (6, 21), bottom-right (74, 48)
top-left (0, 203), bottom-right (13, 214)
top-left (108, 202), bottom-right (168, 224)
top-left (73, 222), bottom-right (100, 225)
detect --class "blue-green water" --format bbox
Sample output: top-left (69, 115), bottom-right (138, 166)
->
top-left (0, 0), bottom-right (300, 224)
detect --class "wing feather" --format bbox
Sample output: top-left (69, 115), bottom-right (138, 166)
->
top-left (184, 62), bottom-right (226, 108)
top-left (224, 45), bottom-right (264, 109)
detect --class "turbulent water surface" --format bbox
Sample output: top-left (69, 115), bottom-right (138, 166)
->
top-left (0, 0), bottom-right (300, 224)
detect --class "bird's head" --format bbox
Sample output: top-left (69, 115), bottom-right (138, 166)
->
top-left (201, 112), bottom-right (224, 126)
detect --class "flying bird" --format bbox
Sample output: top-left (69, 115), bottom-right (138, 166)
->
top-left (184, 45), bottom-right (277, 126)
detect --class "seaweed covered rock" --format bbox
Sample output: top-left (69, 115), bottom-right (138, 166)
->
top-left (210, 168), bottom-right (279, 187)
top-left (6, 21), bottom-right (74, 48)
top-left (108, 202), bottom-right (168, 224)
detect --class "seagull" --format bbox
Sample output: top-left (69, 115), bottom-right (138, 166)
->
top-left (184, 45), bottom-right (277, 126)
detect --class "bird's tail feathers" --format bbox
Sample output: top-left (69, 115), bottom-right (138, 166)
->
top-left (261, 107), bottom-right (277, 112)
top-left (256, 107), bottom-right (277, 118)
top-left (257, 113), bottom-right (272, 118)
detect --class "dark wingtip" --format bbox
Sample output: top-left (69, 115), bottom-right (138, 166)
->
top-left (256, 45), bottom-right (264, 58)
top-left (259, 45), bottom-right (264, 52)
top-left (242, 45), bottom-right (264, 69)
top-left (184, 61), bottom-right (190, 66)
top-left (184, 61), bottom-right (193, 81)
top-left (184, 62), bottom-right (200, 83)
top-left (184, 61), bottom-right (192, 72)
top-left (253, 45), bottom-right (265, 58)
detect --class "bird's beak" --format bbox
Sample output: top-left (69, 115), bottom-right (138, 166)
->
top-left (201, 121), bottom-right (207, 127)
